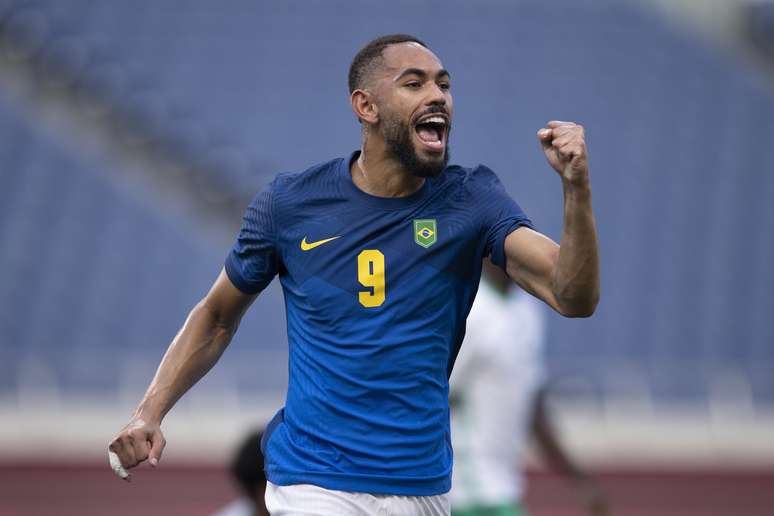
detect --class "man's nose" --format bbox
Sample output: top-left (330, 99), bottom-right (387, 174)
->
top-left (426, 84), bottom-right (447, 107)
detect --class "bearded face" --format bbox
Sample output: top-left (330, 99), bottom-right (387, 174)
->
top-left (353, 42), bottom-right (454, 178)
top-left (380, 104), bottom-right (450, 178)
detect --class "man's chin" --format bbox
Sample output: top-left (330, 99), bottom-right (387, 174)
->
top-left (411, 150), bottom-right (448, 177)
top-left (383, 127), bottom-right (449, 178)
top-left (411, 159), bottom-right (446, 178)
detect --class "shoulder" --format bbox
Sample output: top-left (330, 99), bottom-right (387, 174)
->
top-left (269, 156), bottom-right (344, 195)
top-left (248, 156), bottom-right (344, 212)
top-left (440, 163), bottom-right (505, 193)
top-left (434, 164), bottom-right (510, 211)
top-left (465, 164), bottom-right (506, 190)
top-left (242, 156), bottom-right (343, 221)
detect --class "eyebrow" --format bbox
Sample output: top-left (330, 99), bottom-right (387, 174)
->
top-left (394, 67), bottom-right (451, 82)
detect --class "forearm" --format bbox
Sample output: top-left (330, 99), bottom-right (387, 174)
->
top-left (552, 179), bottom-right (599, 317)
top-left (133, 299), bottom-right (237, 423)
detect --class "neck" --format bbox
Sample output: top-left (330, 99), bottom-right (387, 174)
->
top-left (350, 136), bottom-right (425, 198)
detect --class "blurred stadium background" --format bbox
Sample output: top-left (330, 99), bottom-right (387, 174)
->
top-left (1, 0), bottom-right (773, 514)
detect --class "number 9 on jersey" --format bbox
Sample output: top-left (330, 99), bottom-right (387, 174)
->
top-left (357, 249), bottom-right (386, 308)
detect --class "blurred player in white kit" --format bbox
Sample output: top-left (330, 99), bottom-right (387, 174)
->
top-left (449, 259), bottom-right (609, 516)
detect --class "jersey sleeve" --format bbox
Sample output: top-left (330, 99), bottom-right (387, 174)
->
top-left (224, 180), bottom-right (280, 294)
top-left (475, 165), bottom-right (535, 269)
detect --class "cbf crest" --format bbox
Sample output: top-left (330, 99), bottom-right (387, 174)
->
top-left (413, 219), bottom-right (437, 248)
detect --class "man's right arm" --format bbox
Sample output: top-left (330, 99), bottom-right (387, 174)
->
top-left (108, 268), bottom-right (257, 478)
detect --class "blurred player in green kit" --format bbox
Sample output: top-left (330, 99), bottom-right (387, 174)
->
top-left (450, 260), bottom-right (609, 516)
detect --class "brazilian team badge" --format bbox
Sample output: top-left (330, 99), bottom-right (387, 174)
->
top-left (413, 219), bottom-right (437, 248)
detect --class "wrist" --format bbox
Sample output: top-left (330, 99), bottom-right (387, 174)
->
top-left (133, 401), bottom-right (164, 425)
top-left (562, 178), bottom-right (592, 201)
top-left (562, 174), bottom-right (590, 190)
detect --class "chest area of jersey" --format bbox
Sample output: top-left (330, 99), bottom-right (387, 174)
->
top-left (277, 206), bottom-right (480, 311)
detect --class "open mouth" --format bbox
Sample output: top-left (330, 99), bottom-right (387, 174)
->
top-left (414, 114), bottom-right (448, 153)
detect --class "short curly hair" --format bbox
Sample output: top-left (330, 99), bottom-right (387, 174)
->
top-left (348, 34), bottom-right (428, 94)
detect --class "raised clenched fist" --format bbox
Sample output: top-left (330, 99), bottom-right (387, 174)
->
top-left (108, 416), bottom-right (166, 481)
top-left (537, 121), bottom-right (589, 186)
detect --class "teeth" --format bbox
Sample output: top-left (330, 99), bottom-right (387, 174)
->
top-left (419, 116), bottom-right (446, 125)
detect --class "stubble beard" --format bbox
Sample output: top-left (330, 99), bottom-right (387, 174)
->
top-left (380, 111), bottom-right (450, 178)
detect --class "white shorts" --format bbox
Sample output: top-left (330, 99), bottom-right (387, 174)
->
top-left (265, 481), bottom-right (450, 516)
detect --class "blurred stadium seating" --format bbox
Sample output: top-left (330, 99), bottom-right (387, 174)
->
top-left (0, 92), bottom-right (221, 396)
top-left (0, 0), bottom-right (773, 481)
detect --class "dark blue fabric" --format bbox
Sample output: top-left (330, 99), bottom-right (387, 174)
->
top-left (225, 183), bottom-right (279, 295)
top-left (226, 152), bottom-right (532, 495)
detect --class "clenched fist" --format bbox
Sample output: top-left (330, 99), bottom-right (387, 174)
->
top-left (108, 416), bottom-right (166, 481)
top-left (538, 121), bottom-right (589, 185)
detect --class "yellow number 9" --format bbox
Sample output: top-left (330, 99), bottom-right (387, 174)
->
top-left (358, 249), bottom-right (386, 308)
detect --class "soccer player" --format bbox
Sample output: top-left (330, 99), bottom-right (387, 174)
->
top-left (450, 260), bottom-right (608, 516)
top-left (108, 34), bottom-right (599, 516)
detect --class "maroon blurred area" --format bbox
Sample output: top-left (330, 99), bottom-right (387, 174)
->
top-left (526, 469), bottom-right (774, 516)
top-left (0, 463), bottom-right (236, 516)
top-left (0, 464), bottom-right (772, 516)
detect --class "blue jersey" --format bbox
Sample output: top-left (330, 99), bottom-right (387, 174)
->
top-left (225, 152), bottom-right (533, 496)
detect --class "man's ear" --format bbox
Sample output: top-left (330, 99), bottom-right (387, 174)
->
top-left (351, 89), bottom-right (379, 125)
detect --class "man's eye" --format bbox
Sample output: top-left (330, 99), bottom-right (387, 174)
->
top-left (439, 83), bottom-right (450, 90)
top-left (406, 82), bottom-right (421, 88)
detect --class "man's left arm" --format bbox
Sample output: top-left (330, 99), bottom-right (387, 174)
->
top-left (504, 121), bottom-right (599, 317)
